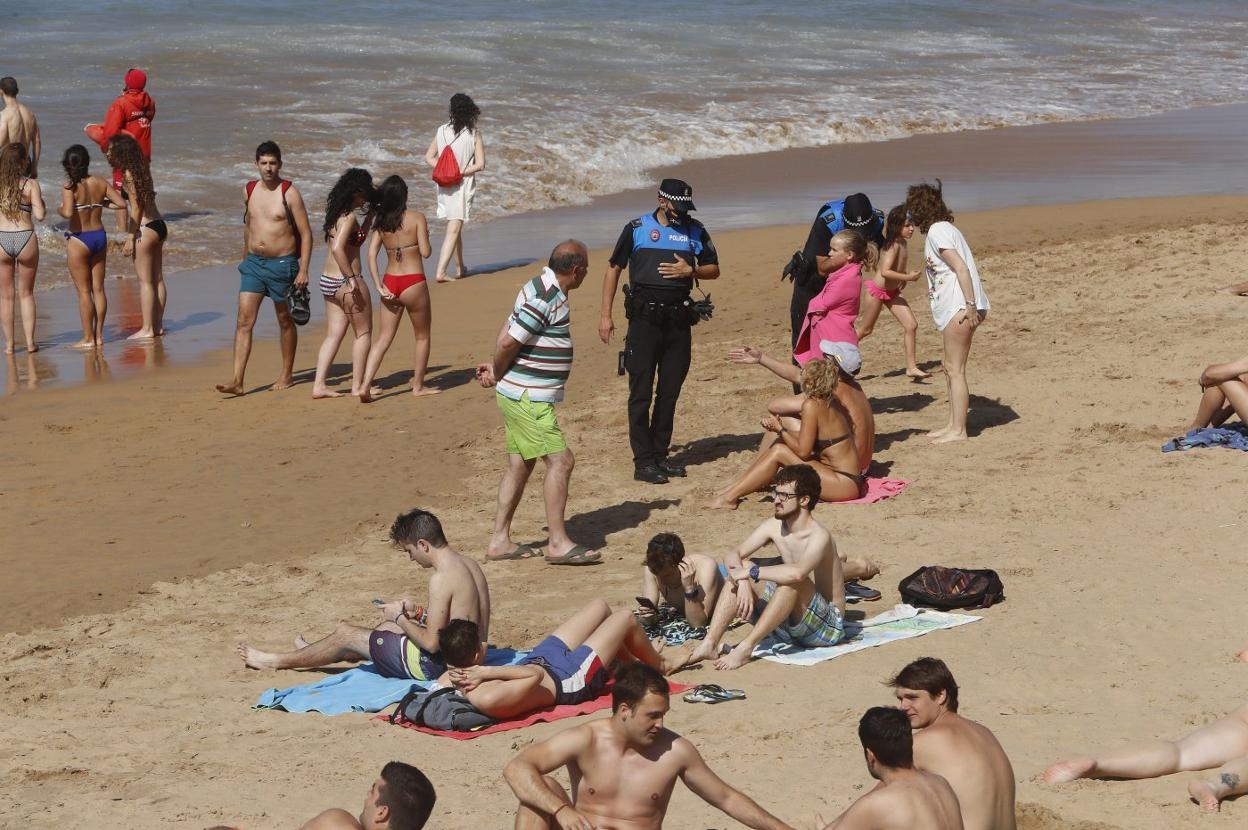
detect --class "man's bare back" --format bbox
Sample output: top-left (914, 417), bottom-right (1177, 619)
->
top-left (914, 715), bottom-right (1015, 830)
top-left (0, 100), bottom-right (38, 175)
top-left (431, 552), bottom-right (490, 641)
top-left (830, 769), bottom-right (963, 830)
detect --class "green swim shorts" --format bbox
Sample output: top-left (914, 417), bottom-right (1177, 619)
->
top-left (497, 391), bottom-right (567, 460)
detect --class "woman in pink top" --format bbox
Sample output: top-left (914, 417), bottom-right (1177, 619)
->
top-left (793, 229), bottom-right (876, 363)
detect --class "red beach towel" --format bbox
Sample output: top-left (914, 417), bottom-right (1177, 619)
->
top-left (836, 477), bottom-right (910, 505)
top-left (378, 682), bottom-right (692, 741)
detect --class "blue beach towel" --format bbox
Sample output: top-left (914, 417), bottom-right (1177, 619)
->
top-left (252, 647), bottom-right (525, 715)
top-left (1161, 423), bottom-right (1248, 453)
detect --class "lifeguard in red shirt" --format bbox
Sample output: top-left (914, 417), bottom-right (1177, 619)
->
top-left (85, 68), bottom-right (155, 233)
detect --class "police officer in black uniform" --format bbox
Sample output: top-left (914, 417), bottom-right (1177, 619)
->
top-left (599, 179), bottom-right (720, 484)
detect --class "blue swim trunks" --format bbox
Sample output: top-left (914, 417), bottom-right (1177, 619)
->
top-left (368, 629), bottom-right (445, 681)
top-left (239, 252), bottom-right (298, 302)
top-left (521, 635), bottom-right (607, 705)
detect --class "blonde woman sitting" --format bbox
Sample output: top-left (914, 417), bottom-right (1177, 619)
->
top-left (707, 358), bottom-right (864, 509)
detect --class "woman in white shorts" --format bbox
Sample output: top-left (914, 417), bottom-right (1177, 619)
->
top-left (423, 93), bottom-right (485, 284)
top-left (907, 179), bottom-right (989, 444)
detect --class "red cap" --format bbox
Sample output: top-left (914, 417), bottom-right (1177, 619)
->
top-left (124, 68), bottom-right (147, 90)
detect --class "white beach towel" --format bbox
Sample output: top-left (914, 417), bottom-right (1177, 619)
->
top-left (752, 604), bottom-right (981, 666)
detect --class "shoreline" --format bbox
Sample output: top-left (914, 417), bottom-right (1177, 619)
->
top-left (5, 189), bottom-right (1248, 827)
top-left (6, 102), bottom-right (1247, 393)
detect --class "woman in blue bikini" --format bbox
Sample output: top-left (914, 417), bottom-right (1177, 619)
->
top-left (59, 144), bottom-right (123, 348)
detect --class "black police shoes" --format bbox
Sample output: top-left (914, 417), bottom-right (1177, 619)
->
top-left (656, 459), bottom-right (687, 477)
top-left (634, 464), bottom-right (669, 485)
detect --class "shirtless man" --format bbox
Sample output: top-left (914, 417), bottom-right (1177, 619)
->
top-left (889, 658), bottom-right (1015, 830)
top-left (639, 532), bottom-right (722, 627)
top-left (0, 78), bottom-right (39, 177)
top-left (434, 600), bottom-right (690, 720)
top-left (687, 463), bottom-right (847, 671)
top-left (238, 508), bottom-right (489, 681)
top-left (504, 662), bottom-right (794, 829)
top-left (299, 762), bottom-right (436, 830)
top-left (216, 140), bottom-right (312, 395)
top-left (1043, 700), bottom-right (1248, 813)
top-left (820, 707), bottom-right (963, 830)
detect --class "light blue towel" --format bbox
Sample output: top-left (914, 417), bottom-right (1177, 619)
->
top-left (1162, 423), bottom-right (1248, 453)
top-left (252, 647), bottom-right (525, 715)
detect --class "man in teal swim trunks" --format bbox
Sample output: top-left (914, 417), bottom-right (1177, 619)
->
top-left (216, 140), bottom-right (312, 395)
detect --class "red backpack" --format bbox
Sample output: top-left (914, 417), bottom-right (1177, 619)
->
top-left (431, 132), bottom-right (464, 188)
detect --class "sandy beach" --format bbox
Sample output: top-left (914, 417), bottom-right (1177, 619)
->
top-left (3, 193), bottom-right (1248, 828)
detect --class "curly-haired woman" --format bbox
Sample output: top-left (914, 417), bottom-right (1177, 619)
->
top-left (0, 143), bottom-right (44, 353)
top-left (106, 133), bottom-right (166, 339)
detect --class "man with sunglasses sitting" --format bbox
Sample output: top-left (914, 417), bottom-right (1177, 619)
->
top-left (688, 463), bottom-right (847, 670)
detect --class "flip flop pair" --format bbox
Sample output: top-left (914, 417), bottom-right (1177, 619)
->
top-left (683, 684), bottom-right (746, 704)
top-left (488, 544), bottom-right (542, 561)
top-left (544, 545), bottom-right (602, 566)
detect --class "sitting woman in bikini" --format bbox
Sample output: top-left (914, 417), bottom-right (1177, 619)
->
top-left (358, 174), bottom-right (439, 401)
top-left (1187, 354), bottom-right (1248, 431)
top-left (707, 358), bottom-right (864, 509)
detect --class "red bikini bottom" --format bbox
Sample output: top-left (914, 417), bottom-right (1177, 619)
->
top-left (383, 273), bottom-right (427, 296)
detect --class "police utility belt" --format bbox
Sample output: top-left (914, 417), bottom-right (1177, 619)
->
top-left (623, 283), bottom-right (713, 326)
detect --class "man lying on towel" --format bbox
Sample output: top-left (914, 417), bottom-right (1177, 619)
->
top-left (505, 663), bottom-right (794, 830)
top-left (433, 600), bottom-right (691, 719)
top-left (237, 509), bottom-right (489, 681)
top-left (688, 463), bottom-right (847, 670)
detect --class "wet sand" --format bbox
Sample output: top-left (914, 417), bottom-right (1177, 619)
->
top-left (3, 194), bottom-right (1248, 828)
top-left (6, 103), bottom-right (1246, 393)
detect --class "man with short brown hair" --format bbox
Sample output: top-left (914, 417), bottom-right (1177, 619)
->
top-left (504, 662), bottom-right (793, 830)
top-left (889, 658), bottom-right (1016, 830)
top-left (0, 77), bottom-right (40, 177)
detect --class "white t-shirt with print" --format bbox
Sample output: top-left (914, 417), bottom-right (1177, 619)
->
top-left (924, 221), bottom-right (989, 331)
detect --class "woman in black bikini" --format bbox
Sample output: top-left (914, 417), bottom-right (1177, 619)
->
top-left (106, 134), bottom-right (166, 340)
top-left (0, 143), bottom-right (44, 354)
top-left (707, 358), bottom-right (864, 509)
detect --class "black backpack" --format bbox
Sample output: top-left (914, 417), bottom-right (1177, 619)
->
top-left (389, 685), bottom-right (493, 732)
top-left (897, 566), bottom-right (1005, 610)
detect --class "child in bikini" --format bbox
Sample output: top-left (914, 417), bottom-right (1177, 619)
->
top-left (856, 205), bottom-right (929, 379)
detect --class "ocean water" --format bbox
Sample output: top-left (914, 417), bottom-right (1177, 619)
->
top-left (6, 0), bottom-right (1248, 287)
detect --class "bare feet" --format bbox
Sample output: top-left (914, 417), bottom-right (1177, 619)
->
top-left (714, 644), bottom-right (753, 671)
top-left (237, 643), bottom-right (282, 670)
top-left (270, 378), bottom-right (294, 391)
top-left (926, 426), bottom-right (952, 439)
top-left (1188, 779), bottom-right (1223, 813)
top-left (411, 385), bottom-right (442, 397)
top-left (660, 643), bottom-right (695, 674)
top-left (127, 329), bottom-right (155, 340)
top-left (311, 386), bottom-right (343, 399)
top-left (351, 386), bottom-right (382, 398)
top-left (1042, 758), bottom-right (1095, 784)
top-left (26, 343), bottom-right (38, 353)
top-left (906, 368), bottom-right (932, 380)
top-left (3, 345), bottom-right (12, 355)
top-left (71, 338), bottom-right (97, 350)
top-left (704, 496), bottom-right (740, 510)
top-left (687, 640), bottom-right (722, 665)
top-left (215, 382), bottom-right (244, 396)
top-left (1236, 646), bottom-right (1248, 662)
top-left (931, 431), bottom-right (968, 445)
top-left (434, 273), bottom-right (453, 284)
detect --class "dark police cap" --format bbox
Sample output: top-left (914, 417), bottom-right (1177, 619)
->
top-left (658, 178), bottom-right (697, 211)
top-left (843, 193), bottom-right (876, 228)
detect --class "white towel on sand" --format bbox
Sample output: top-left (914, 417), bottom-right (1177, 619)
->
top-left (752, 604), bottom-right (981, 666)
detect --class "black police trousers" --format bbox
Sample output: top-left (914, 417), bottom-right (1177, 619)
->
top-left (625, 313), bottom-right (692, 468)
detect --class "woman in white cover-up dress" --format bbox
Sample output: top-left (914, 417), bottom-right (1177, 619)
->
top-left (424, 93), bottom-right (485, 283)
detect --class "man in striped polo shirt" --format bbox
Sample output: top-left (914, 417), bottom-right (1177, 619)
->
top-left (476, 240), bottom-right (601, 566)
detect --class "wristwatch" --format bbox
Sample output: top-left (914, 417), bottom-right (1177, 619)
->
top-left (749, 564), bottom-right (761, 582)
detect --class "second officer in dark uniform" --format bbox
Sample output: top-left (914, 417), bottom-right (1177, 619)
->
top-left (599, 178), bottom-right (720, 484)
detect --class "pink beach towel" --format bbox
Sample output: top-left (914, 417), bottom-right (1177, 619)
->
top-left (836, 477), bottom-right (910, 505)
top-left (379, 682), bottom-right (693, 741)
